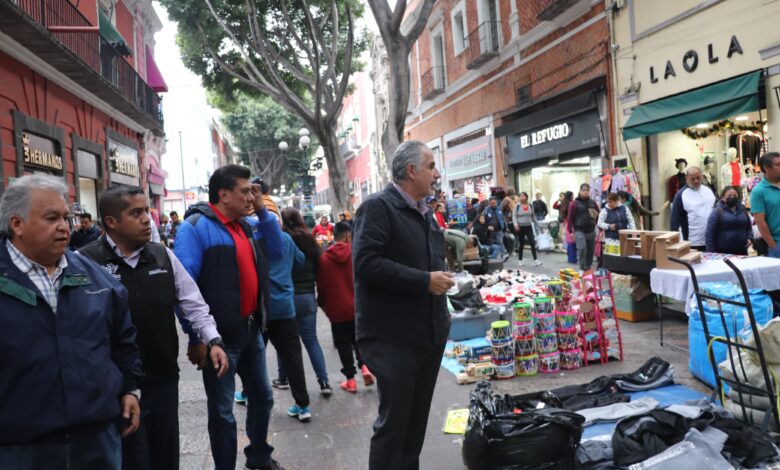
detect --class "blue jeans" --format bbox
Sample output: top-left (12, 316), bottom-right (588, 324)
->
top-left (769, 245), bottom-right (780, 258)
top-left (0, 423), bottom-right (121, 469)
top-left (203, 321), bottom-right (274, 470)
top-left (278, 293), bottom-right (329, 383)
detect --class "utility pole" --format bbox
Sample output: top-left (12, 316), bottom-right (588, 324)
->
top-left (179, 130), bottom-right (187, 212)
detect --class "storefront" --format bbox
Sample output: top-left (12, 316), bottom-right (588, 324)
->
top-left (443, 118), bottom-right (495, 201)
top-left (107, 129), bottom-right (141, 188)
top-left (12, 111), bottom-right (66, 183)
top-left (611, 0), bottom-right (780, 229)
top-left (72, 134), bottom-right (104, 217)
top-left (497, 88), bottom-right (608, 212)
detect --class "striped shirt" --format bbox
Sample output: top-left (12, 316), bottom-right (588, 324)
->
top-left (6, 240), bottom-right (67, 313)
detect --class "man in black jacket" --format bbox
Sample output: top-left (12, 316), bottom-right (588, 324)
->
top-left (353, 140), bottom-right (455, 470)
top-left (68, 212), bottom-right (100, 249)
top-left (80, 186), bottom-right (228, 470)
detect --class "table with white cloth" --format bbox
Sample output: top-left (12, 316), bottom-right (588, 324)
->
top-left (649, 256), bottom-right (780, 350)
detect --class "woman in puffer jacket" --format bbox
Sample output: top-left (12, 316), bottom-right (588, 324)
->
top-left (705, 186), bottom-right (753, 255)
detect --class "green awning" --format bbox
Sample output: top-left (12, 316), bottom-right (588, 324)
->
top-left (622, 71), bottom-right (761, 140)
top-left (99, 10), bottom-right (132, 56)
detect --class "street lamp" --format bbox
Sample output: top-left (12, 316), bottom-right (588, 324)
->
top-left (278, 141), bottom-right (288, 153)
top-left (298, 128), bottom-right (310, 153)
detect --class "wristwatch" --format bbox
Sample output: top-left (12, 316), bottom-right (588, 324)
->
top-left (125, 389), bottom-right (141, 401)
top-left (208, 337), bottom-right (225, 350)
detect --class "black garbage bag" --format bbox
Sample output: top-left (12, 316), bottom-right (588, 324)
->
top-left (449, 284), bottom-right (486, 311)
top-left (463, 382), bottom-right (585, 470)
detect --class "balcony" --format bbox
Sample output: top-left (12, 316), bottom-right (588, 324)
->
top-left (421, 66), bottom-right (445, 101)
top-left (465, 21), bottom-right (500, 70)
top-left (536, 0), bottom-right (579, 22)
top-left (0, 0), bottom-right (164, 133)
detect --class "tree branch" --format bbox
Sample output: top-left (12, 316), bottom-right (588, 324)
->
top-left (404, 0), bottom-right (436, 47)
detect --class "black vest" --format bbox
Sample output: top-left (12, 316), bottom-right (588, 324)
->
top-left (80, 237), bottom-right (177, 382)
top-left (573, 198), bottom-right (598, 233)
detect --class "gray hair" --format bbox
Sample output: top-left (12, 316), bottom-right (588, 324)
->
top-left (391, 140), bottom-right (429, 182)
top-left (0, 175), bottom-right (69, 238)
top-left (686, 166), bottom-right (702, 176)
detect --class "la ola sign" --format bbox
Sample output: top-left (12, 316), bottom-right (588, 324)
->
top-left (649, 35), bottom-right (743, 83)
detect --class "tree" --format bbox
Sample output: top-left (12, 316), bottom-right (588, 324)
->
top-left (367, 0), bottom-right (435, 167)
top-left (160, 0), bottom-right (366, 211)
top-left (216, 91), bottom-right (311, 189)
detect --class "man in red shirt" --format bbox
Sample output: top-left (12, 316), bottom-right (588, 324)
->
top-left (312, 216), bottom-right (333, 238)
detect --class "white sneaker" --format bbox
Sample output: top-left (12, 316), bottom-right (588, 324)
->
top-left (518, 261), bottom-right (524, 266)
top-left (534, 260), bottom-right (543, 266)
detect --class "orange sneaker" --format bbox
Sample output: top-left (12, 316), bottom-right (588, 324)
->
top-left (361, 365), bottom-right (375, 386)
top-left (340, 378), bottom-right (357, 393)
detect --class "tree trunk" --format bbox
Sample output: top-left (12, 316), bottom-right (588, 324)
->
top-left (381, 39), bottom-right (411, 172)
top-left (317, 125), bottom-right (351, 213)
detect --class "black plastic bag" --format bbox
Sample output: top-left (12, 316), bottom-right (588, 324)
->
top-left (449, 285), bottom-right (486, 311)
top-left (463, 382), bottom-right (585, 470)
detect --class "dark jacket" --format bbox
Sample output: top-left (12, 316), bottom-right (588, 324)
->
top-left (68, 224), bottom-right (100, 250)
top-left (317, 242), bottom-right (355, 324)
top-left (670, 185), bottom-right (690, 240)
top-left (173, 202), bottom-right (283, 344)
top-left (0, 239), bottom-right (141, 444)
top-left (532, 200), bottom-right (548, 219)
top-left (472, 221), bottom-right (494, 246)
top-left (705, 200), bottom-right (752, 255)
top-left (353, 184), bottom-right (449, 346)
top-left (567, 197), bottom-right (599, 234)
top-left (602, 205), bottom-right (631, 240)
top-left (79, 237), bottom-right (178, 382)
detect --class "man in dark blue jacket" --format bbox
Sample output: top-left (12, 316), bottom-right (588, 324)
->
top-left (353, 141), bottom-right (455, 470)
top-left (174, 164), bottom-right (284, 470)
top-left (0, 175), bottom-right (141, 469)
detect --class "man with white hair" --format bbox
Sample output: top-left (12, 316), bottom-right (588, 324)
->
top-left (670, 166), bottom-right (716, 251)
top-left (0, 175), bottom-right (141, 469)
top-left (353, 140), bottom-right (455, 470)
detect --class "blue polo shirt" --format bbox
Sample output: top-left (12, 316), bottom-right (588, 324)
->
top-left (750, 178), bottom-right (780, 244)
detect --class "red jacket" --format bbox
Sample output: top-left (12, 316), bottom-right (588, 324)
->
top-left (435, 212), bottom-right (447, 229)
top-left (317, 242), bottom-right (355, 323)
top-left (312, 223), bottom-right (333, 238)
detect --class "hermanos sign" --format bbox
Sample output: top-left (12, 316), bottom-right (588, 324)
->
top-left (520, 123), bottom-right (572, 148)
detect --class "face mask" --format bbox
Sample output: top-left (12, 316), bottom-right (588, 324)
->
top-left (725, 197), bottom-right (738, 208)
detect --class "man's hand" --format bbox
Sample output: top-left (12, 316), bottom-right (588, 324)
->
top-left (209, 345), bottom-right (230, 378)
top-left (428, 271), bottom-right (455, 295)
top-left (250, 184), bottom-right (267, 214)
top-left (187, 343), bottom-right (208, 370)
top-left (120, 394), bottom-right (140, 437)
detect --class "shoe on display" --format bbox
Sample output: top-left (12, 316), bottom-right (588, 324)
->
top-left (319, 379), bottom-right (333, 397)
top-left (361, 365), bottom-right (375, 386)
top-left (340, 378), bottom-right (357, 393)
top-left (287, 404), bottom-right (311, 422)
top-left (272, 378), bottom-right (290, 389)
top-left (234, 390), bottom-right (247, 405)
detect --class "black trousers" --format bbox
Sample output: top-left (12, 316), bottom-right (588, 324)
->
top-left (359, 339), bottom-right (446, 470)
top-left (516, 225), bottom-right (537, 260)
top-left (331, 320), bottom-right (364, 379)
top-left (265, 318), bottom-right (309, 408)
top-left (122, 376), bottom-right (179, 470)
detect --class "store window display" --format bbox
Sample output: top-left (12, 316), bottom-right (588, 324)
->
top-left (702, 156), bottom-right (717, 193)
top-left (665, 158), bottom-right (688, 208)
top-left (720, 148), bottom-right (744, 192)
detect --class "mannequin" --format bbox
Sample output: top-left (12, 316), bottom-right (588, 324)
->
top-left (720, 147), bottom-right (744, 192)
top-left (702, 156), bottom-right (716, 192)
top-left (665, 158), bottom-right (688, 208)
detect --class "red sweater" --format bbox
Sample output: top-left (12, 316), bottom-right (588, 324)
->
top-left (312, 223), bottom-right (333, 238)
top-left (317, 242), bottom-right (355, 323)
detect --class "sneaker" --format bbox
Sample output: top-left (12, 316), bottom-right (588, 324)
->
top-left (245, 458), bottom-right (285, 470)
top-left (318, 379), bottom-right (333, 397)
top-left (361, 365), bottom-right (375, 387)
top-left (340, 378), bottom-right (357, 393)
top-left (272, 378), bottom-right (289, 389)
top-left (534, 260), bottom-right (543, 266)
top-left (287, 404), bottom-right (311, 422)
top-left (518, 260), bottom-right (524, 266)
top-left (234, 390), bottom-right (247, 405)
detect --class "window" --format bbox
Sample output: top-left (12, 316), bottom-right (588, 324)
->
top-left (451, 2), bottom-right (467, 56)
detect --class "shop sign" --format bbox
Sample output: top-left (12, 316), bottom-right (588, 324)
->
top-left (22, 133), bottom-right (62, 171)
top-left (649, 35), bottom-right (743, 84)
top-left (445, 133), bottom-right (493, 180)
top-left (184, 191), bottom-right (196, 201)
top-left (108, 138), bottom-right (140, 186)
top-left (520, 123), bottom-right (571, 148)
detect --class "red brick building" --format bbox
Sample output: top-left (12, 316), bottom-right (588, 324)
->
top-left (405, 0), bottom-right (616, 203)
top-left (0, 0), bottom-right (167, 219)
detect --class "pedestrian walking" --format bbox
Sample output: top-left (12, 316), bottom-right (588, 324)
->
top-left (513, 192), bottom-right (542, 266)
top-left (166, 211), bottom-right (181, 248)
top-left (173, 164), bottom-right (284, 470)
top-left (559, 191), bottom-right (577, 264)
top-left (532, 191), bottom-right (549, 221)
top-left (280, 207), bottom-right (332, 396)
top-left (751, 152), bottom-right (780, 258)
top-left (79, 186), bottom-right (229, 470)
top-left (706, 186), bottom-right (752, 255)
top-left (68, 211), bottom-right (100, 249)
top-left (0, 175), bottom-right (142, 469)
top-left (353, 140), bottom-right (454, 470)
top-left (317, 221), bottom-right (375, 393)
top-left (670, 166), bottom-right (716, 251)
top-left (567, 183), bottom-right (600, 273)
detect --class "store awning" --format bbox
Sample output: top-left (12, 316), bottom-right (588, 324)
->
top-left (99, 10), bottom-right (132, 56)
top-left (622, 71), bottom-right (761, 140)
top-left (145, 46), bottom-right (168, 92)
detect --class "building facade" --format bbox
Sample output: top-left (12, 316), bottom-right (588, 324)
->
top-left (611, 0), bottom-right (780, 229)
top-left (0, 0), bottom-right (168, 220)
top-left (405, 0), bottom-right (615, 204)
